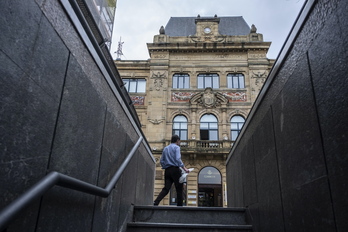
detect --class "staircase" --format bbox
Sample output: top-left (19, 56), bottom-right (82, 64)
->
top-left (127, 206), bottom-right (253, 232)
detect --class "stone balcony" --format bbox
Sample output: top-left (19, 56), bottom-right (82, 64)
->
top-left (165, 140), bottom-right (234, 158)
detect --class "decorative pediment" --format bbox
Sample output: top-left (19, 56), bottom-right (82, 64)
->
top-left (190, 88), bottom-right (228, 108)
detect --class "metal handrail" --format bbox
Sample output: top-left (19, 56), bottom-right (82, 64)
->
top-left (0, 136), bottom-right (143, 231)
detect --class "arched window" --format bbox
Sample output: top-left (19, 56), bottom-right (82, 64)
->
top-left (200, 114), bottom-right (218, 140)
top-left (197, 74), bottom-right (219, 88)
top-left (231, 115), bottom-right (245, 141)
top-left (172, 115), bottom-right (188, 140)
top-left (227, 73), bottom-right (245, 88)
top-left (172, 73), bottom-right (190, 89)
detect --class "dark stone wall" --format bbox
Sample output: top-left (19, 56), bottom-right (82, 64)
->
top-left (0, 0), bottom-right (155, 231)
top-left (226, 0), bottom-right (348, 231)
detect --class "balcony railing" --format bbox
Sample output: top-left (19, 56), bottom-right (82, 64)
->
top-left (165, 140), bottom-right (234, 154)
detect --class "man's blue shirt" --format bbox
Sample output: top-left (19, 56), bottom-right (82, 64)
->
top-left (160, 143), bottom-right (184, 169)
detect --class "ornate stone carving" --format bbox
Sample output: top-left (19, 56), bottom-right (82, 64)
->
top-left (130, 96), bottom-right (145, 105)
top-left (189, 35), bottom-right (226, 43)
top-left (190, 88), bottom-right (228, 108)
top-left (172, 92), bottom-right (195, 102)
top-left (151, 71), bottom-right (167, 91)
top-left (148, 118), bottom-right (164, 124)
top-left (222, 92), bottom-right (247, 102)
top-left (251, 71), bottom-right (267, 86)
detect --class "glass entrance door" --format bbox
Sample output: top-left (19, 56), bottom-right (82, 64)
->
top-left (198, 167), bottom-right (222, 207)
top-left (198, 185), bottom-right (222, 207)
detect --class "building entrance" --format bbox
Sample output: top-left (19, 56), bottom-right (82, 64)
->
top-left (198, 167), bottom-right (222, 207)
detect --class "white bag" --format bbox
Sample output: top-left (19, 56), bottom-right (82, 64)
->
top-left (179, 168), bottom-right (194, 183)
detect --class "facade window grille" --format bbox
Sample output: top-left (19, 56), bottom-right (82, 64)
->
top-left (123, 79), bottom-right (146, 93)
top-left (173, 74), bottom-right (190, 89)
top-left (172, 115), bottom-right (188, 140)
top-left (231, 115), bottom-right (245, 141)
top-left (198, 74), bottom-right (219, 89)
top-left (200, 114), bottom-right (218, 140)
top-left (227, 73), bottom-right (245, 88)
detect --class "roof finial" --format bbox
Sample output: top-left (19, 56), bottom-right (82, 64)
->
top-left (197, 14), bottom-right (200, 18)
top-left (159, 26), bottom-right (165, 34)
top-left (250, 24), bottom-right (257, 33)
top-left (214, 14), bottom-right (217, 18)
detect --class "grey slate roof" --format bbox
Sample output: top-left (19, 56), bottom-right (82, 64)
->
top-left (164, 16), bottom-right (251, 36)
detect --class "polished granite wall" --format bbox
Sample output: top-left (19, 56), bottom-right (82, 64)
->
top-left (0, 1), bottom-right (154, 231)
top-left (226, 0), bottom-right (348, 231)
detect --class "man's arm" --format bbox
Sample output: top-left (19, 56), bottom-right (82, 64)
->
top-left (175, 146), bottom-right (189, 173)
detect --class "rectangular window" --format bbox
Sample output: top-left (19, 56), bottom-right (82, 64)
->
top-left (227, 74), bottom-right (245, 88)
top-left (197, 74), bottom-right (219, 88)
top-left (172, 74), bottom-right (190, 89)
top-left (123, 79), bottom-right (146, 93)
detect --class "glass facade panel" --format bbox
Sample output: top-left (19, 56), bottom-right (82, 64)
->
top-left (85, 0), bottom-right (116, 49)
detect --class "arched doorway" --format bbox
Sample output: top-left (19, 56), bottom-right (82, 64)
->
top-left (198, 166), bottom-right (222, 207)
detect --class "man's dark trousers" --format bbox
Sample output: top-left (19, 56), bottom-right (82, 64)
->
top-left (154, 166), bottom-right (183, 206)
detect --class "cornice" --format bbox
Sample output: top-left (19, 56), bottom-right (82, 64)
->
top-left (148, 42), bottom-right (271, 54)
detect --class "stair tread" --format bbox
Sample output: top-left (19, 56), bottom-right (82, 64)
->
top-left (134, 206), bottom-right (247, 212)
top-left (128, 222), bottom-right (252, 229)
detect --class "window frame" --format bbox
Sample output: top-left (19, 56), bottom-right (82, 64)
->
top-left (123, 78), bottom-right (146, 93)
top-left (230, 115), bottom-right (245, 141)
top-left (172, 115), bottom-right (188, 140)
top-left (200, 114), bottom-right (218, 140)
top-left (172, 73), bottom-right (190, 89)
top-left (227, 73), bottom-right (245, 89)
top-left (197, 73), bottom-right (220, 89)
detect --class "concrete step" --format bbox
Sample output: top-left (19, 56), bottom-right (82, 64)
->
top-left (127, 222), bottom-right (253, 232)
top-left (132, 206), bottom-right (248, 225)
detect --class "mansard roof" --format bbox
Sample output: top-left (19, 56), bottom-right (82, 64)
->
top-left (164, 16), bottom-right (251, 36)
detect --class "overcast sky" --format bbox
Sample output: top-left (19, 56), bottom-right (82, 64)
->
top-left (111, 0), bottom-right (305, 60)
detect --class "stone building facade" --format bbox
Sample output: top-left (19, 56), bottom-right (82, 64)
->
top-left (115, 15), bottom-right (274, 207)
